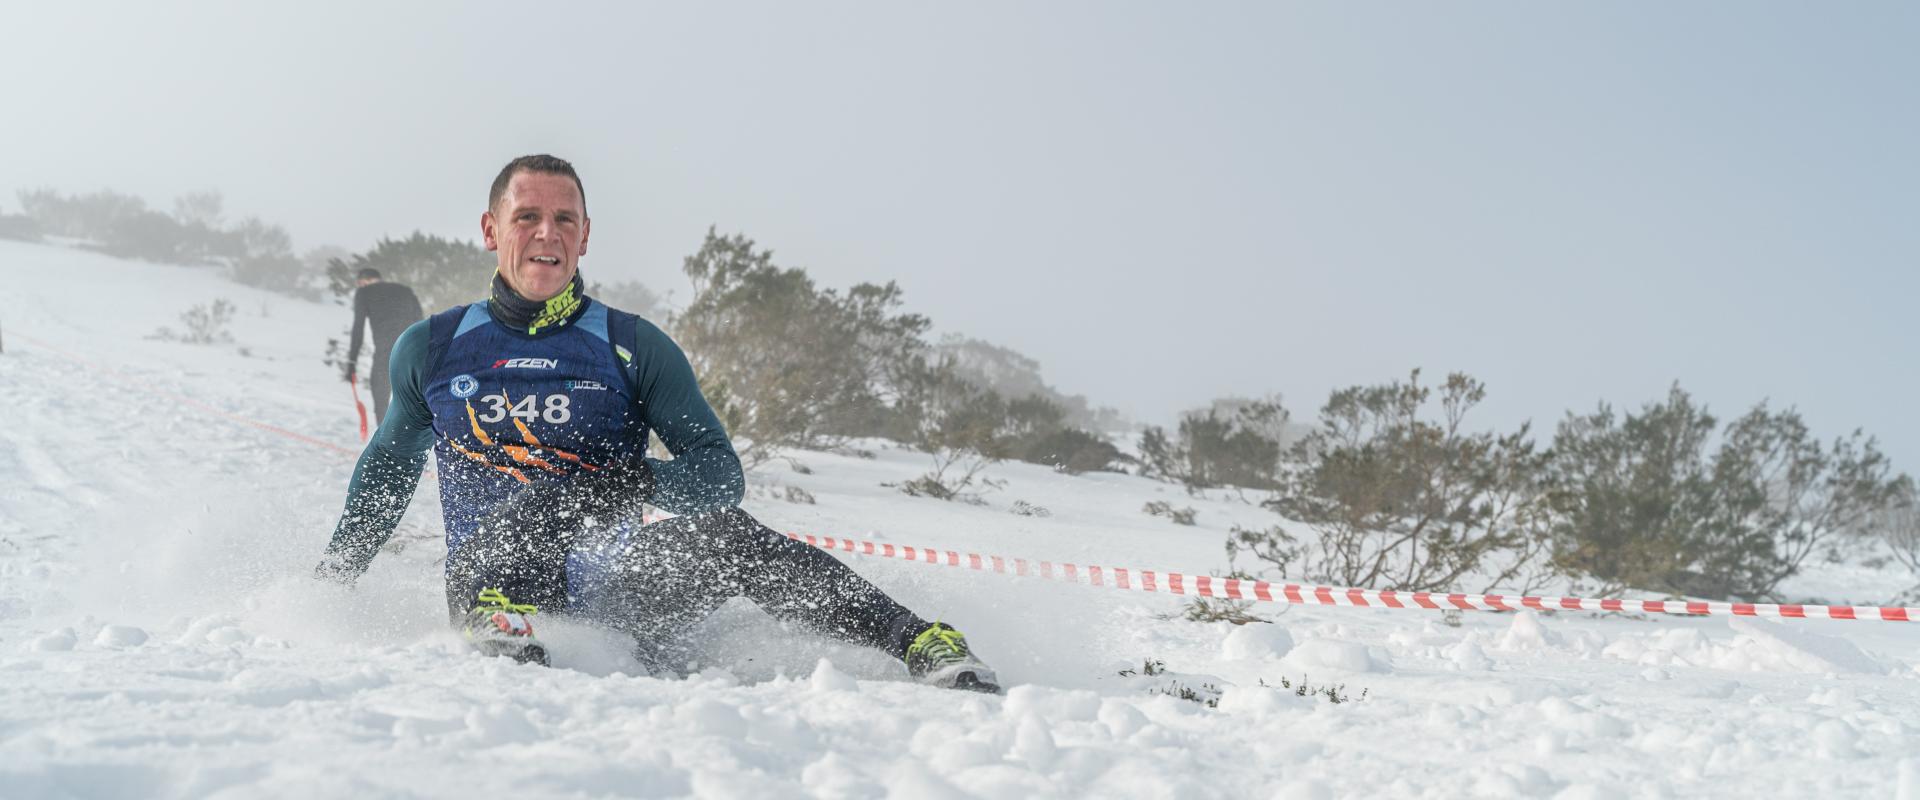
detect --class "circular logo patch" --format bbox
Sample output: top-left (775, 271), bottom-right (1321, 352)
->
top-left (450, 374), bottom-right (479, 399)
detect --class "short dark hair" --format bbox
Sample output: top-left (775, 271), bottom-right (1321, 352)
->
top-left (356, 268), bottom-right (382, 281)
top-left (489, 154), bottom-right (587, 216)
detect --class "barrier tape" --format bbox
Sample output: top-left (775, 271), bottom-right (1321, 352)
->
top-left (15, 330), bottom-right (1913, 623)
top-left (788, 532), bottom-right (1920, 622)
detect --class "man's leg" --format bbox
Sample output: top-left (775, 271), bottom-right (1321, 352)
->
top-left (458, 461), bottom-right (655, 620)
top-left (440, 489), bottom-right (571, 665)
top-left (444, 486), bottom-right (573, 623)
top-left (370, 349), bottom-right (392, 425)
top-left (568, 508), bottom-right (928, 668)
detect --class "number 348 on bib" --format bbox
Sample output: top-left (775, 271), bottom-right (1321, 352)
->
top-left (476, 392), bottom-right (571, 424)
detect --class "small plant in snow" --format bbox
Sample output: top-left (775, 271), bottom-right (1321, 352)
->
top-left (747, 483), bottom-right (817, 505)
top-left (1010, 500), bottom-right (1050, 518)
top-left (1168, 562), bottom-right (1267, 624)
top-left (1143, 500), bottom-right (1198, 526)
top-left (1157, 681), bottom-right (1223, 708)
top-left (1180, 595), bottom-right (1267, 625)
top-left (1118, 658), bottom-right (1225, 707)
top-left (894, 458), bottom-right (1004, 505)
top-left (150, 298), bottom-right (236, 344)
top-left (1259, 674), bottom-right (1368, 704)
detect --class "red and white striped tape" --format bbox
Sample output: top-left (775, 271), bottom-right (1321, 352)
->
top-left (789, 532), bottom-right (1920, 622)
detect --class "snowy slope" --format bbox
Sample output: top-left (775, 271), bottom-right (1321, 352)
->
top-left (4, 240), bottom-right (1920, 799)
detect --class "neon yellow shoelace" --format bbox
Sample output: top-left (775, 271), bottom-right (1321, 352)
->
top-left (910, 625), bottom-right (968, 664)
top-left (475, 587), bottom-right (539, 616)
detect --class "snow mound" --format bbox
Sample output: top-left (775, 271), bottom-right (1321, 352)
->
top-left (1003, 685), bottom-right (1101, 722)
top-left (1603, 619), bottom-right (1887, 675)
top-left (29, 628), bottom-right (77, 652)
top-left (1448, 641), bottom-right (1493, 671)
top-left (1008, 713), bottom-right (1059, 768)
top-left (93, 624), bottom-right (149, 648)
top-left (1498, 610), bottom-right (1559, 651)
top-left (1282, 638), bottom-right (1383, 673)
top-left (1097, 698), bottom-right (1150, 739)
top-left (1221, 622), bottom-right (1294, 660)
top-left (1813, 719), bottom-right (1864, 760)
top-left (1216, 682), bottom-right (1311, 717)
top-left (1728, 618), bottom-right (1886, 675)
top-left (810, 658), bottom-right (858, 692)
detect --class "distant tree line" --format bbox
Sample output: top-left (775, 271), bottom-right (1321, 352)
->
top-left (5, 189), bottom-right (318, 299)
top-left (1143, 371), bottom-right (1913, 604)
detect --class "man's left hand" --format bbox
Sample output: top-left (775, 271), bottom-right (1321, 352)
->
top-left (313, 555), bottom-right (359, 586)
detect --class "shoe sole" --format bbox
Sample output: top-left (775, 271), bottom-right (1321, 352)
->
top-left (473, 638), bottom-right (549, 667)
top-left (921, 664), bottom-right (1003, 694)
top-left (952, 671), bottom-right (1002, 694)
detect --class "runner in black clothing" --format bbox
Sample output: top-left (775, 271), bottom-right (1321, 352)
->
top-left (346, 268), bottom-right (424, 424)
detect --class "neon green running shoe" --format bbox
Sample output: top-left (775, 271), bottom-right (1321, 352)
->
top-left (905, 622), bottom-right (1000, 694)
top-left (462, 588), bottom-right (548, 666)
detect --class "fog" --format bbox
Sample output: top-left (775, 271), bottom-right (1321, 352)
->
top-left (3, 1), bottom-right (1914, 466)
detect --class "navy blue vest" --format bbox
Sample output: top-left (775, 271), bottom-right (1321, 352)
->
top-left (423, 300), bottom-right (641, 553)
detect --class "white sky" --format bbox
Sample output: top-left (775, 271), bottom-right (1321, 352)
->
top-left (4, 1), bottom-right (1915, 467)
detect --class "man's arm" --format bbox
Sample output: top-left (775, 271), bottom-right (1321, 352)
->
top-left (632, 319), bottom-right (745, 515)
top-left (345, 288), bottom-right (370, 375)
top-left (317, 319), bottom-right (437, 582)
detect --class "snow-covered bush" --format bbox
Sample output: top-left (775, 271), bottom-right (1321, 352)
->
top-left (1873, 487), bottom-right (1920, 600)
top-left (324, 231), bottom-right (493, 316)
top-left (890, 356), bottom-right (1009, 503)
top-left (1232, 371), bottom-right (1551, 594)
top-left (1545, 384), bottom-right (1910, 599)
top-left (933, 334), bottom-right (1128, 434)
top-left (1017, 426), bottom-right (1129, 474)
top-left (226, 217), bottom-right (314, 299)
top-left (1139, 399), bottom-right (1286, 494)
top-left (671, 228), bottom-right (929, 470)
top-left (0, 210), bottom-right (39, 242)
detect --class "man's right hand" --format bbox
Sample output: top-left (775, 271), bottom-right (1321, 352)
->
top-left (343, 365), bottom-right (357, 383)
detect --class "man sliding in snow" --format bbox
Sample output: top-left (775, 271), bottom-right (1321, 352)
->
top-left (314, 154), bottom-right (998, 693)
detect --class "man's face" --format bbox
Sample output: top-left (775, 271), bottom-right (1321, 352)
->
top-left (482, 170), bottom-right (590, 302)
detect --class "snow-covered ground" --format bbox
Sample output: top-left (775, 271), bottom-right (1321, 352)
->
top-left (4, 239), bottom-right (1920, 798)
